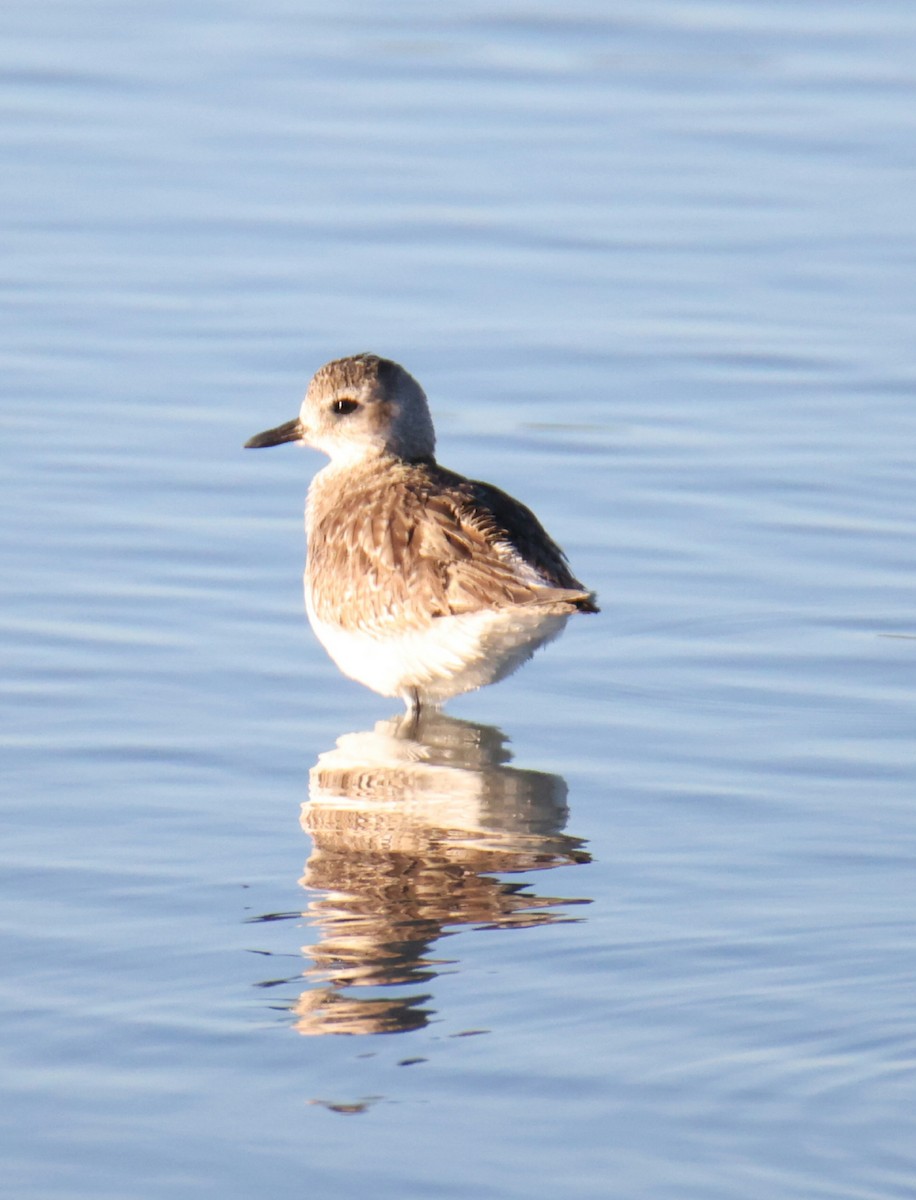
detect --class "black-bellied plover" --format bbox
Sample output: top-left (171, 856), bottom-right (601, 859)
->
top-left (245, 354), bottom-right (597, 712)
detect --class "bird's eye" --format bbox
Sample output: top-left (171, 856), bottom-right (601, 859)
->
top-left (332, 398), bottom-right (360, 416)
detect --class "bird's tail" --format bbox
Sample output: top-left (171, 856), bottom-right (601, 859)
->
top-left (532, 586), bottom-right (600, 614)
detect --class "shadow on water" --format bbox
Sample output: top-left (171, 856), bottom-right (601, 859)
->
top-left (249, 711), bottom-right (592, 1036)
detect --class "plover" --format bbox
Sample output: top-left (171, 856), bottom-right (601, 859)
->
top-left (245, 354), bottom-right (598, 711)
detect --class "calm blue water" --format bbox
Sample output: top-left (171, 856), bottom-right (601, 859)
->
top-left (3, 2), bottom-right (916, 1197)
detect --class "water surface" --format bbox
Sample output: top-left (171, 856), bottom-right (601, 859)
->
top-left (3, 2), bottom-right (916, 1198)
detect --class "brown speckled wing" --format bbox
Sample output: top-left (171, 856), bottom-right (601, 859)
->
top-left (307, 460), bottom-right (598, 632)
top-left (422, 469), bottom-right (597, 614)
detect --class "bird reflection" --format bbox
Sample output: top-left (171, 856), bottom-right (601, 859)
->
top-left (254, 711), bottom-right (591, 1037)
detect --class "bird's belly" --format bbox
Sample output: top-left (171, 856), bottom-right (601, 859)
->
top-left (305, 594), bottom-right (570, 703)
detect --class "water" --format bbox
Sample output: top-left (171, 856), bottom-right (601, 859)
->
top-left (3, 1), bottom-right (916, 1197)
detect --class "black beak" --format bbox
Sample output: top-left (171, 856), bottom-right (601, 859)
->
top-left (244, 418), bottom-right (303, 449)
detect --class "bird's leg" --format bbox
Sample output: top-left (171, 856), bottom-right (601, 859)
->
top-left (400, 688), bottom-right (423, 739)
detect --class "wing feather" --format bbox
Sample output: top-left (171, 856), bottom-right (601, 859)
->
top-left (306, 460), bottom-right (598, 632)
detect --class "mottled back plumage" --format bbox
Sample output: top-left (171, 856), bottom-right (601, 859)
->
top-left (307, 457), bottom-right (596, 633)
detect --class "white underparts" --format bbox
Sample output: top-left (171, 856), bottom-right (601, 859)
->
top-left (305, 588), bottom-right (570, 704)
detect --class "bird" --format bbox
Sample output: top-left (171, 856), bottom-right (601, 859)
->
top-left (245, 353), bottom-right (597, 713)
